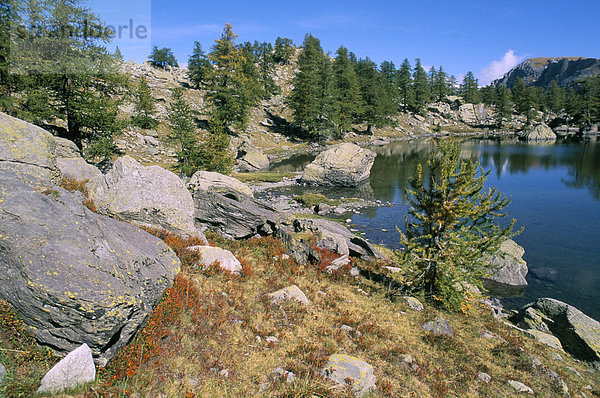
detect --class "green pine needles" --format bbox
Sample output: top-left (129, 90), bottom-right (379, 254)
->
top-left (397, 140), bottom-right (520, 310)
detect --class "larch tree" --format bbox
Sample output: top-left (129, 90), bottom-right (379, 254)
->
top-left (397, 58), bottom-right (415, 111)
top-left (332, 45), bottom-right (362, 137)
top-left (412, 58), bottom-right (431, 114)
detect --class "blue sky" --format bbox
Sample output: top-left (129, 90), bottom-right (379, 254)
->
top-left (90, 0), bottom-right (600, 85)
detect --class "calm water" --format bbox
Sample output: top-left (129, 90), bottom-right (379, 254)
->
top-left (266, 138), bottom-right (600, 319)
top-left (359, 138), bottom-right (600, 319)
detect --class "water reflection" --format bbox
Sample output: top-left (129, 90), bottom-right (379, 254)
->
top-left (370, 138), bottom-right (600, 201)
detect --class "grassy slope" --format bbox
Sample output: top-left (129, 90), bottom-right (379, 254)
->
top-left (2, 231), bottom-right (598, 397)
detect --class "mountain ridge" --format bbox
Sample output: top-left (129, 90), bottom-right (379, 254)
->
top-left (491, 56), bottom-right (600, 88)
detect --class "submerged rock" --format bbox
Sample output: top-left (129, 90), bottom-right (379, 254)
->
top-left (301, 143), bottom-right (376, 186)
top-left (522, 123), bottom-right (557, 141)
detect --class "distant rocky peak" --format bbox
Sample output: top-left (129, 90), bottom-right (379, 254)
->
top-left (491, 57), bottom-right (600, 89)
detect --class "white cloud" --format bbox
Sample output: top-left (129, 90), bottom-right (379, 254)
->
top-left (479, 50), bottom-right (526, 86)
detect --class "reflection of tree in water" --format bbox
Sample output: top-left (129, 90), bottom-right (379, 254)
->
top-left (562, 141), bottom-right (600, 199)
top-left (370, 137), bottom-right (600, 202)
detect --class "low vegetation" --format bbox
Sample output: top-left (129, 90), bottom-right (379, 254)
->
top-left (1, 231), bottom-right (598, 397)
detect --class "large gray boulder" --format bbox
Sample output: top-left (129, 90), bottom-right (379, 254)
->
top-left (192, 188), bottom-right (280, 239)
top-left (301, 143), bottom-right (376, 186)
top-left (88, 155), bottom-right (204, 240)
top-left (0, 169), bottom-right (181, 365)
top-left (37, 344), bottom-right (95, 394)
top-left (523, 123), bottom-right (557, 141)
top-left (0, 112), bottom-right (59, 185)
top-left (483, 239), bottom-right (528, 296)
top-left (188, 170), bottom-right (253, 197)
top-left (56, 157), bottom-right (103, 182)
top-left (188, 246), bottom-right (242, 274)
top-left (321, 354), bottom-right (376, 397)
top-left (512, 298), bottom-right (600, 361)
top-left (236, 141), bottom-right (270, 172)
top-left (458, 103), bottom-right (478, 124)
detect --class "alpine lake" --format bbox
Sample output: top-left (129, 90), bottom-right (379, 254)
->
top-left (265, 136), bottom-right (600, 320)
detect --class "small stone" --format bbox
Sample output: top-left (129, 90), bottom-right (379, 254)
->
top-left (350, 267), bottom-right (360, 277)
top-left (345, 218), bottom-right (352, 224)
top-left (37, 344), bottom-right (96, 394)
top-left (548, 369), bottom-right (559, 379)
top-left (404, 296), bottom-right (424, 312)
top-left (188, 246), bottom-right (243, 274)
top-left (219, 369), bottom-right (229, 378)
top-left (558, 379), bottom-right (569, 396)
top-left (566, 366), bottom-right (583, 378)
top-left (266, 336), bottom-right (279, 343)
top-left (550, 352), bottom-right (563, 362)
top-left (399, 354), bottom-right (413, 364)
top-left (508, 380), bottom-right (534, 394)
top-left (268, 285), bottom-right (310, 306)
top-left (321, 354), bottom-right (376, 397)
top-left (530, 356), bottom-right (543, 369)
top-left (477, 372), bottom-right (491, 383)
top-left (422, 318), bottom-right (453, 337)
top-left (341, 325), bottom-right (354, 332)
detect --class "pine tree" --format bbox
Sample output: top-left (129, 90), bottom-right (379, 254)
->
top-left (289, 34), bottom-right (334, 140)
top-left (187, 41), bottom-right (211, 88)
top-left (545, 80), bottom-right (565, 114)
top-left (273, 37), bottom-right (295, 65)
top-left (8, 0), bottom-right (125, 160)
top-left (206, 23), bottom-right (256, 132)
top-left (114, 46), bottom-right (123, 62)
top-left (398, 140), bottom-right (518, 310)
top-left (461, 71), bottom-right (480, 103)
top-left (380, 60), bottom-right (399, 105)
top-left (511, 78), bottom-right (536, 125)
top-left (397, 58), bottom-right (414, 111)
top-left (149, 46), bottom-right (178, 68)
top-left (432, 66), bottom-right (449, 102)
top-left (164, 87), bottom-right (198, 176)
top-left (133, 77), bottom-right (157, 129)
top-left (494, 85), bottom-right (512, 129)
top-left (356, 57), bottom-right (395, 134)
top-left (332, 46), bottom-right (362, 137)
top-left (412, 58), bottom-right (430, 114)
top-left (256, 41), bottom-right (279, 99)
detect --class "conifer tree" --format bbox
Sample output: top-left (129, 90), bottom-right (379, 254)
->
top-left (206, 23), bottom-right (256, 132)
top-left (273, 37), bottom-right (295, 65)
top-left (8, 0), bottom-right (125, 160)
top-left (432, 66), bottom-right (449, 102)
top-left (398, 140), bottom-right (518, 310)
top-left (380, 60), bottom-right (399, 105)
top-left (187, 41), bottom-right (211, 88)
top-left (149, 46), bottom-right (178, 68)
top-left (332, 46), bottom-right (362, 137)
top-left (356, 57), bottom-right (395, 134)
top-left (412, 58), bottom-right (430, 113)
top-left (461, 71), bottom-right (480, 103)
top-left (289, 34), bottom-right (334, 140)
top-left (397, 58), bottom-right (415, 111)
top-left (545, 80), bottom-right (565, 114)
top-left (511, 77), bottom-right (536, 125)
top-left (114, 46), bottom-right (123, 62)
top-left (164, 88), bottom-right (198, 176)
top-left (133, 77), bottom-right (157, 129)
top-left (256, 41), bottom-right (279, 99)
top-left (494, 85), bottom-right (512, 128)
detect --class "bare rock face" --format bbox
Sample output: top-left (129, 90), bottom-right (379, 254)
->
top-left (88, 155), bottom-right (205, 240)
top-left (0, 169), bottom-right (181, 365)
top-left (301, 143), bottom-right (376, 186)
top-left (37, 344), bottom-right (95, 394)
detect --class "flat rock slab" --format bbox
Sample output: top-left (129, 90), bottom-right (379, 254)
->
top-left (37, 344), bottom-right (95, 394)
top-left (422, 318), bottom-right (454, 337)
top-left (321, 354), bottom-right (376, 397)
top-left (268, 285), bottom-right (310, 306)
top-left (188, 246), bottom-right (242, 274)
top-left (404, 296), bottom-right (424, 312)
top-left (188, 170), bottom-right (254, 197)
